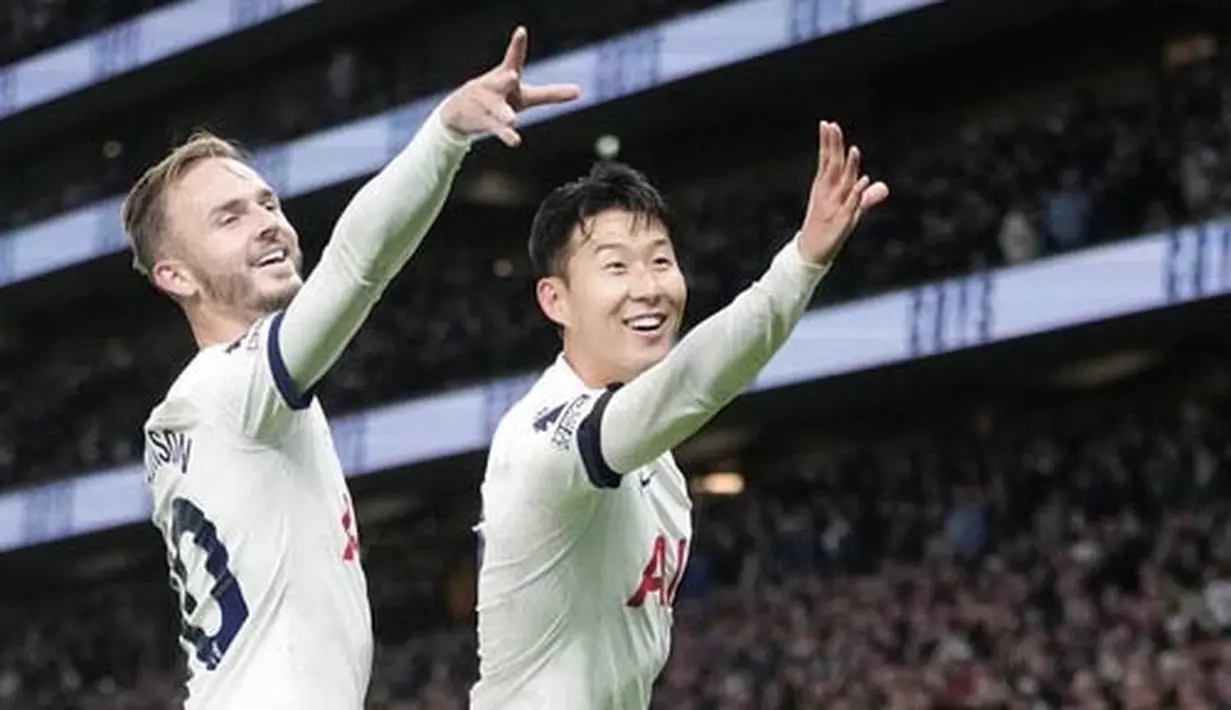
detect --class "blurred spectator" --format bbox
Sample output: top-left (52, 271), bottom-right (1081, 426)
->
top-left (943, 486), bottom-right (989, 561)
top-left (1043, 168), bottom-right (1091, 249)
top-left (997, 204), bottom-right (1041, 264)
top-left (1181, 140), bottom-right (1220, 220)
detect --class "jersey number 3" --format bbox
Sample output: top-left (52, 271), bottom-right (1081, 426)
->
top-left (168, 498), bottom-right (250, 671)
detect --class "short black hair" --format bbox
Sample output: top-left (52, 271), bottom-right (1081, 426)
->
top-left (527, 161), bottom-right (672, 280)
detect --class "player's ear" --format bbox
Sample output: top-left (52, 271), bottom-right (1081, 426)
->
top-left (536, 276), bottom-right (571, 329)
top-left (151, 258), bottom-right (200, 301)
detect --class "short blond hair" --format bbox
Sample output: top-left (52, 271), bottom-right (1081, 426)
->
top-left (121, 130), bottom-right (248, 277)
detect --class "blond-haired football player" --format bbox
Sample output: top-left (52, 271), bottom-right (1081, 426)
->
top-left (131, 28), bottom-right (577, 710)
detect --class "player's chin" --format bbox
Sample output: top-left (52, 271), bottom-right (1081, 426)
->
top-left (623, 335), bottom-right (674, 376)
top-left (255, 276), bottom-right (302, 312)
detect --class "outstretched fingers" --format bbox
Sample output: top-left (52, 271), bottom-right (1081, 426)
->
top-left (850, 179), bottom-right (890, 225)
top-left (860, 181), bottom-right (890, 210)
top-left (836, 145), bottom-right (860, 205)
top-left (842, 175), bottom-right (871, 217)
top-left (818, 121), bottom-right (844, 188)
top-left (470, 91), bottom-right (521, 147)
top-left (500, 26), bottom-right (529, 74)
top-left (519, 82), bottom-right (582, 108)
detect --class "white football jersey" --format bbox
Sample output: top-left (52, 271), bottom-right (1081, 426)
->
top-left (471, 355), bottom-right (694, 710)
top-left (142, 313), bottom-right (372, 710)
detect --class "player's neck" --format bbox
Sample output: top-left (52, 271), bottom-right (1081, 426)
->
top-left (560, 343), bottom-right (625, 390)
top-left (185, 304), bottom-right (260, 350)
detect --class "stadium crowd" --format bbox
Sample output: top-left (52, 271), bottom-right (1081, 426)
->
top-left (0, 0), bottom-right (723, 231)
top-left (0, 45), bottom-right (1229, 492)
top-left (2, 353), bottom-right (1230, 709)
top-left (6, 4), bottom-right (1231, 710)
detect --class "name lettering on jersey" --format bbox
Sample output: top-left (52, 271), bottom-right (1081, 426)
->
top-left (627, 535), bottom-right (690, 608)
top-left (546, 394), bottom-right (591, 451)
top-left (145, 429), bottom-right (194, 480)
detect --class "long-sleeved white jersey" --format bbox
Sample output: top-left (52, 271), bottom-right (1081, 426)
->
top-left (471, 236), bottom-right (830, 710)
top-left (142, 107), bottom-right (470, 710)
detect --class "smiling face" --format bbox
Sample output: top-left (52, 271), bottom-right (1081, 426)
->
top-left (123, 132), bottom-right (305, 345)
top-left (156, 157), bottom-right (304, 318)
top-left (537, 209), bottom-right (687, 387)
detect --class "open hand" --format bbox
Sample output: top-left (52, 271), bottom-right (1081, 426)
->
top-left (798, 121), bottom-right (889, 265)
top-left (440, 26), bottom-right (581, 147)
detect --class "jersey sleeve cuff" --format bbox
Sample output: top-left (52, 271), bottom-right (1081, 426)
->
top-left (754, 232), bottom-right (832, 305)
top-left (267, 311), bottom-right (316, 411)
top-left (426, 104), bottom-right (473, 150)
top-left (575, 386), bottom-right (623, 490)
top-left (782, 232), bottom-right (833, 281)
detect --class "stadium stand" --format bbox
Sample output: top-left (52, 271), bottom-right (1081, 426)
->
top-left (2, 347), bottom-right (1230, 708)
top-left (0, 40), bottom-right (1226, 490)
top-left (0, 0), bottom-right (171, 66)
top-left (3, 0), bottom-right (1231, 708)
top-left (0, 0), bottom-right (725, 232)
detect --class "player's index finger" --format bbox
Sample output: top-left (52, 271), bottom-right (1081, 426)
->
top-left (521, 83), bottom-right (582, 107)
top-left (501, 26), bottom-right (529, 72)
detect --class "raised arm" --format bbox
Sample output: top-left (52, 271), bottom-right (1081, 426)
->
top-left (274, 27), bottom-right (580, 403)
top-left (582, 121), bottom-right (890, 476)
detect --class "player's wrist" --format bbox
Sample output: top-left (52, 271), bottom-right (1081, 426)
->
top-left (429, 101), bottom-right (474, 148)
top-left (748, 234), bottom-right (829, 311)
top-left (784, 232), bottom-right (834, 278)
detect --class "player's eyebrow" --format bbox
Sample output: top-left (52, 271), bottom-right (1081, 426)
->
top-left (208, 188), bottom-right (277, 221)
top-left (592, 236), bottom-right (670, 254)
top-left (592, 241), bottom-right (627, 254)
top-left (207, 197), bottom-right (248, 221)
